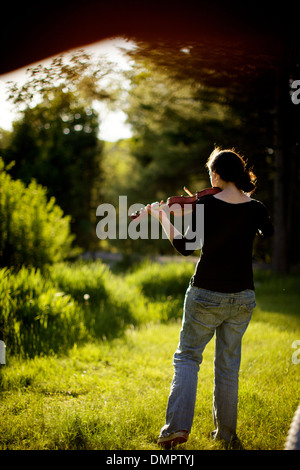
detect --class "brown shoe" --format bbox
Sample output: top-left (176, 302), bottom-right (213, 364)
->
top-left (157, 430), bottom-right (189, 449)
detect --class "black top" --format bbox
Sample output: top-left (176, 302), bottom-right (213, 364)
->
top-left (172, 195), bottom-right (274, 293)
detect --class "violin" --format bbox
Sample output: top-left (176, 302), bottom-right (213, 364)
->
top-left (129, 186), bottom-right (221, 221)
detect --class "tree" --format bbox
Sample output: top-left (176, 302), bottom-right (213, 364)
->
top-left (3, 88), bottom-right (102, 249)
top-left (125, 61), bottom-right (240, 202)
top-left (0, 158), bottom-right (74, 269)
top-left (124, 39), bottom-right (300, 269)
top-left (3, 51), bottom-right (120, 249)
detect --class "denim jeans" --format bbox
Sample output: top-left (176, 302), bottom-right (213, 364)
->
top-left (160, 285), bottom-right (256, 443)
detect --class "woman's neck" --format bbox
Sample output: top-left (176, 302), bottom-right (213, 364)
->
top-left (214, 182), bottom-right (251, 203)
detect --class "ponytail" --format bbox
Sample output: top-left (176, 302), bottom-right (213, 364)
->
top-left (236, 169), bottom-right (256, 194)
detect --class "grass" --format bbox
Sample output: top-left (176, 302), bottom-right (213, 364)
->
top-left (0, 261), bottom-right (299, 450)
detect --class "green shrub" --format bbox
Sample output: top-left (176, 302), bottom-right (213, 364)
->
top-left (0, 268), bottom-right (12, 344)
top-left (49, 261), bottom-right (143, 340)
top-left (0, 158), bottom-right (74, 269)
top-left (0, 259), bottom-right (194, 359)
top-left (0, 266), bottom-right (87, 357)
top-left (125, 260), bottom-right (195, 299)
top-left (48, 261), bottom-right (109, 306)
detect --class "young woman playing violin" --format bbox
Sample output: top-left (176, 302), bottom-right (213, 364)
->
top-left (146, 148), bottom-right (274, 450)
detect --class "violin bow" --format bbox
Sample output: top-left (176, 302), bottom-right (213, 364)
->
top-left (183, 186), bottom-right (193, 197)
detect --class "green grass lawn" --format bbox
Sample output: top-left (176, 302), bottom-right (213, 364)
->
top-left (0, 263), bottom-right (299, 450)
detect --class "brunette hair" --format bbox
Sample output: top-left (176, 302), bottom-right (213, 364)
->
top-left (206, 147), bottom-right (257, 194)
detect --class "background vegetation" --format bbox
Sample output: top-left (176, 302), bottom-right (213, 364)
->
top-left (0, 159), bottom-right (74, 269)
top-left (0, 39), bottom-right (299, 268)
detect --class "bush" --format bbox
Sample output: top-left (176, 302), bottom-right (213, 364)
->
top-left (0, 158), bottom-right (74, 269)
top-left (0, 260), bottom-right (194, 359)
top-left (0, 261), bottom-right (146, 358)
top-left (48, 261), bottom-right (109, 306)
top-left (49, 261), bottom-right (142, 340)
top-left (0, 266), bottom-right (87, 357)
top-left (125, 260), bottom-right (195, 299)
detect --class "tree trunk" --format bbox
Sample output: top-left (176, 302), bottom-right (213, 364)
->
top-left (272, 48), bottom-right (289, 273)
top-left (272, 38), bottom-right (300, 273)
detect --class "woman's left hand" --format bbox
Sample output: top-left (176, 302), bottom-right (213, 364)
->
top-left (146, 201), bottom-right (164, 220)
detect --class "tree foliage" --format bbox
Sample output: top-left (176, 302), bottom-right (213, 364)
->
top-left (122, 39), bottom-right (300, 267)
top-left (3, 89), bottom-right (102, 248)
top-left (125, 61), bottom-right (244, 203)
top-left (2, 51), bottom-right (120, 249)
top-left (0, 159), bottom-right (74, 269)
top-left (6, 50), bottom-right (116, 109)
top-left (124, 41), bottom-right (276, 200)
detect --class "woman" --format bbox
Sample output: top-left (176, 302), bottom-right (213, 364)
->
top-left (146, 148), bottom-right (274, 450)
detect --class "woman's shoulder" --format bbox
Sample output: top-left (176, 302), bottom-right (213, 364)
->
top-left (196, 194), bottom-right (217, 204)
top-left (249, 198), bottom-right (268, 209)
top-left (197, 195), bottom-right (255, 205)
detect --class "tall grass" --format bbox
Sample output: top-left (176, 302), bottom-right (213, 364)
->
top-left (125, 259), bottom-right (195, 299)
top-left (0, 266), bottom-right (87, 357)
top-left (0, 260), bottom-right (195, 358)
top-left (0, 260), bottom-right (299, 450)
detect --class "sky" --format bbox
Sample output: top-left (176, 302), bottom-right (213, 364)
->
top-left (0, 37), bottom-right (133, 142)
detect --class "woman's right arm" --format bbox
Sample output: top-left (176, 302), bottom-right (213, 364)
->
top-left (257, 202), bottom-right (274, 237)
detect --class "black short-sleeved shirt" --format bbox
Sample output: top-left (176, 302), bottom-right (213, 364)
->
top-left (172, 195), bottom-right (274, 293)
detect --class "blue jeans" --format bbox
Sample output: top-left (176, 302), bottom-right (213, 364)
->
top-left (160, 285), bottom-right (256, 443)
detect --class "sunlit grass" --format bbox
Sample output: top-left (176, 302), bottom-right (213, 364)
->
top-left (0, 316), bottom-right (299, 450)
top-left (0, 262), bottom-right (299, 450)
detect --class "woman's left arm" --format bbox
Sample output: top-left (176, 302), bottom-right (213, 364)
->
top-left (146, 203), bottom-right (182, 243)
top-left (147, 202), bottom-right (197, 256)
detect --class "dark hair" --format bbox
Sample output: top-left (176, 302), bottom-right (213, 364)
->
top-left (206, 147), bottom-right (257, 194)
